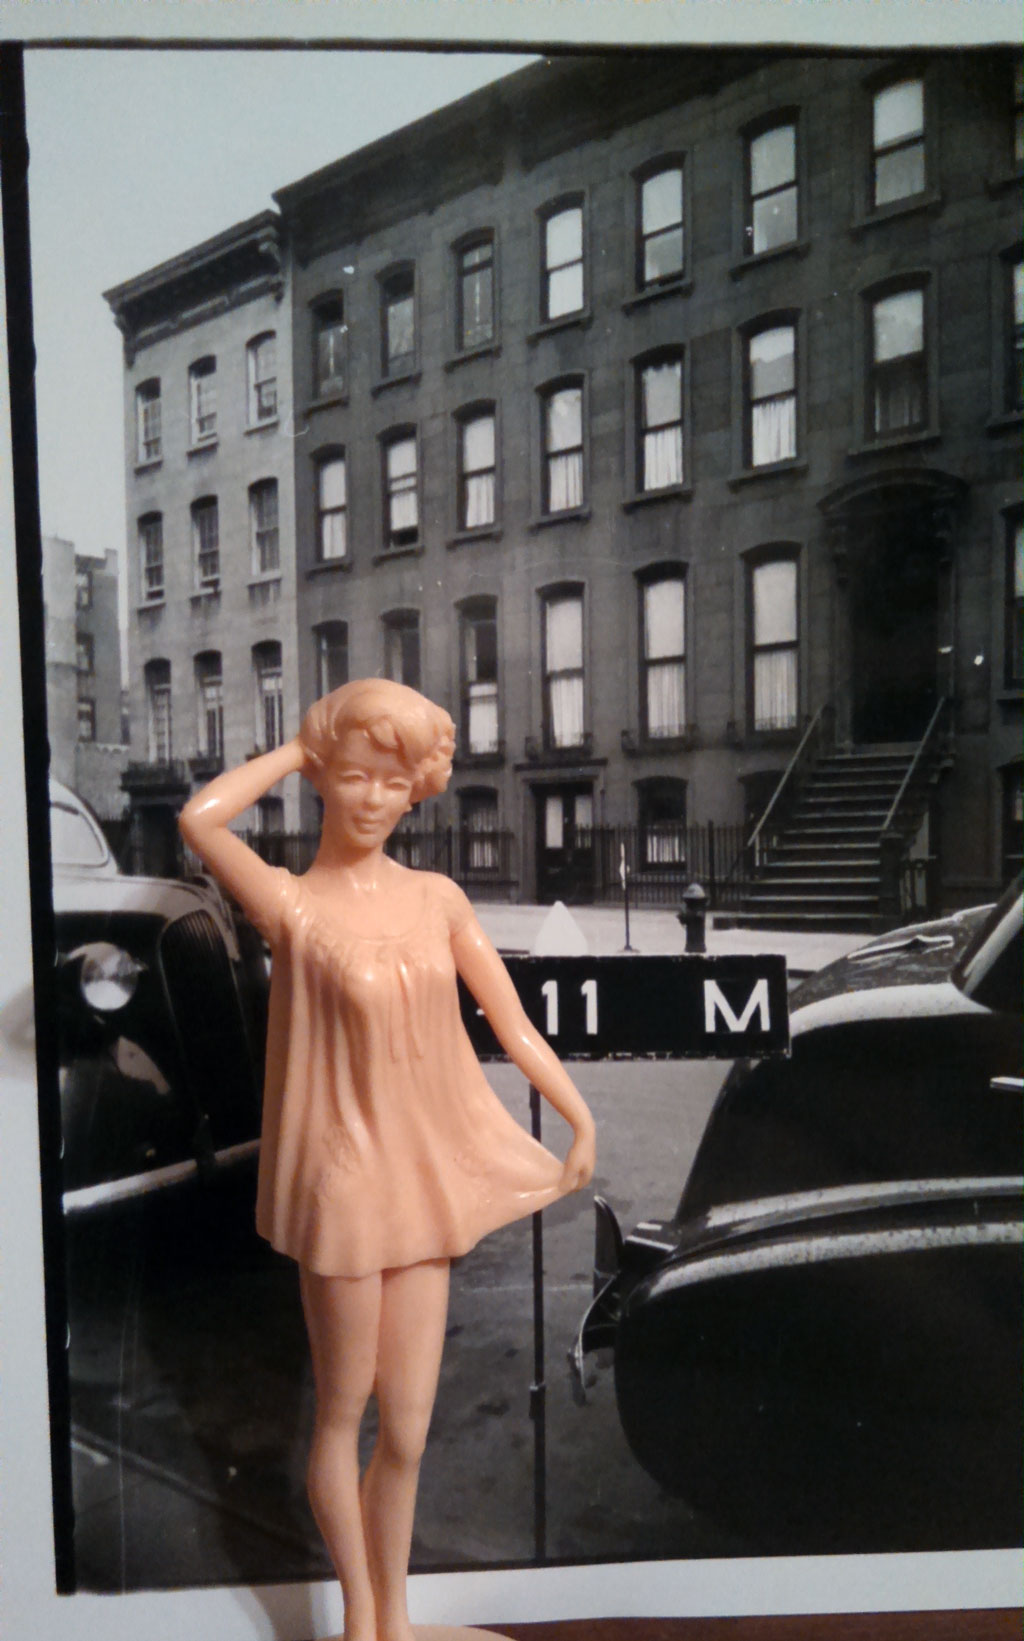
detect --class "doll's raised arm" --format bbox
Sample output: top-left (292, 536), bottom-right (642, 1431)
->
top-left (450, 908), bottom-right (596, 1192)
top-left (179, 739), bottom-right (308, 937)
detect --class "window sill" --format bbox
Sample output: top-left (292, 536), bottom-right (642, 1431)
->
top-left (306, 390), bottom-right (349, 415)
top-left (134, 457), bottom-right (162, 476)
top-left (372, 543), bottom-right (423, 564)
top-left (986, 409), bottom-right (1024, 435)
top-left (371, 368), bottom-right (421, 396)
top-left (526, 311), bottom-right (591, 344)
top-left (849, 188), bottom-right (943, 235)
top-left (846, 429), bottom-right (940, 460)
top-left (245, 416), bottom-right (279, 436)
top-left (729, 239), bottom-right (811, 280)
top-left (621, 277), bottom-right (693, 313)
top-left (137, 598), bottom-right (165, 614)
top-left (623, 484), bottom-right (693, 512)
top-left (622, 727), bottom-right (699, 755)
top-left (728, 458), bottom-right (808, 489)
top-left (985, 167), bottom-right (1023, 197)
top-left (190, 587), bottom-right (221, 606)
top-left (448, 525), bottom-right (502, 548)
top-left (453, 747), bottom-right (506, 770)
top-left (307, 557), bottom-right (351, 578)
top-left (528, 506), bottom-right (591, 531)
top-left (187, 438), bottom-right (218, 457)
top-left (444, 342), bottom-right (501, 372)
top-left (735, 726), bottom-right (802, 750)
top-left (247, 573), bottom-right (281, 589)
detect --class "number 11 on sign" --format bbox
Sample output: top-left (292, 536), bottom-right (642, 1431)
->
top-left (540, 978), bottom-right (598, 1037)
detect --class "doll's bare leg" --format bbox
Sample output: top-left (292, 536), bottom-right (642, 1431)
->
top-left (300, 1266), bottom-right (383, 1641)
top-left (361, 1258), bottom-right (451, 1641)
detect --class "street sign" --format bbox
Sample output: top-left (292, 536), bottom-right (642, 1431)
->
top-left (461, 953), bottom-right (790, 1061)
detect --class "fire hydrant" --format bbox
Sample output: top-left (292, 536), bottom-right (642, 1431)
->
top-left (677, 881), bottom-right (708, 953)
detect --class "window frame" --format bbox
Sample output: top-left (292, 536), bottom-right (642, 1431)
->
top-left (190, 496), bottom-right (220, 594)
top-left (458, 595), bottom-right (501, 759)
top-left (380, 427), bottom-right (421, 554)
top-left (252, 640), bottom-right (284, 752)
top-left (314, 447), bottom-right (348, 566)
top-left (144, 658), bottom-right (172, 764)
top-left (636, 775), bottom-right (688, 869)
top-left (135, 378), bottom-right (162, 465)
top-left (75, 564), bottom-right (93, 611)
top-left (537, 376), bottom-right (587, 523)
top-left (1005, 507), bottom-right (1024, 690)
top-left (631, 348), bottom-right (688, 500)
top-left (537, 194), bottom-right (587, 329)
top-left (742, 111), bottom-right (801, 262)
top-left (314, 619), bottom-right (349, 697)
top-left (637, 566), bottom-right (689, 745)
top-left (633, 156), bottom-right (687, 295)
top-left (745, 546), bottom-right (801, 737)
top-left (249, 478), bottom-right (280, 577)
top-left (733, 312), bottom-right (804, 477)
top-left (194, 650), bottom-right (224, 761)
top-left (458, 786), bottom-right (502, 876)
top-left (857, 273), bottom-right (938, 447)
top-left (138, 512), bottom-right (164, 604)
top-left (246, 331), bottom-right (278, 427)
top-left (311, 291), bottom-right (348, 403)
top-left (454, 402), bottom-right (499, 537)
top-left (75, 631), bottom-right (94, 676)
top-left (381, 608), bottom-right (422, 693)
top-left (188, 355), bottom-right (217, 447)
top-left (76, 698), bottom-right (96, 744)
top-left (453, 231), bottom-right (498, 357)
top-left (854, 65), bottom-right (939, 226)
top-left (540, 582), bottom-right (587, 753)
top-left (378, 262), bottom-right (417, 382)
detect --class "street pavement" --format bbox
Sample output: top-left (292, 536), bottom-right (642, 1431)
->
top-left (66, 903), bottom-right (869, 1595)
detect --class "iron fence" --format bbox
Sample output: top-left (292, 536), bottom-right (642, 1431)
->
top-left (579, 822), bottom-right (747, 908)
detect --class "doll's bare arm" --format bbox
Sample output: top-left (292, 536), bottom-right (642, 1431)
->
top-left (451, 916), bottom-right (596, 1190)
top-left (178, 739), bottom-right (308, 925)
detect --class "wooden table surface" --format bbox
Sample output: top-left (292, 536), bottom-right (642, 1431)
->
top-left (497, 1614), bottom-right (1022, 1641)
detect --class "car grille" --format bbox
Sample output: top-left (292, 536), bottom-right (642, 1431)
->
top-left (158, 910), bottom-right (261, 1150)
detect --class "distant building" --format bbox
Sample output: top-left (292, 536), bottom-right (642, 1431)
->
top-left (41, 535), bottom-right (127, 821)
top-left (107, 49), bottom-right (1023, 913)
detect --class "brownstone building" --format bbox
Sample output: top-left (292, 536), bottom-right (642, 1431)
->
top-left (110, 49), bottom-right (1023, 916)
top-left (41, 536), bottom-right (127, 821)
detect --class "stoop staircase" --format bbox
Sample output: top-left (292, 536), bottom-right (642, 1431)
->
top-left (730, 701), bottom-right (952, 933)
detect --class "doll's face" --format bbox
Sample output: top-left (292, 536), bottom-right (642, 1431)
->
top-left (322, 728), bottom-right (415, 851)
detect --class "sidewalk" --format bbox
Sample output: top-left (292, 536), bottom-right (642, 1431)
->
top-left (470, 899), bottom-right (866, 978)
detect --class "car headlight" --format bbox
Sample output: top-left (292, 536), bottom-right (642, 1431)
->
top-left (73, 942), bottom-right (145, 1012)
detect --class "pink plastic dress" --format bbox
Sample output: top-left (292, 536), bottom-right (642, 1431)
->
top-left (247, 865), bottom-right (565, 1277)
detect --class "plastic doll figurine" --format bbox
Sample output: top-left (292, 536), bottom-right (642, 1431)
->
top-left (179, 679), bottom-right (596, 1641)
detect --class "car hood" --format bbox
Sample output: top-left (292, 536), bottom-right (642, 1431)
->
top-left (788, 905), bottom-right (993, 1019)
top-left (53, 869), bottom-right (229, 928)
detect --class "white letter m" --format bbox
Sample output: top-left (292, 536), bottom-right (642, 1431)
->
top-left (703, 977), bottom-right (771, 1034)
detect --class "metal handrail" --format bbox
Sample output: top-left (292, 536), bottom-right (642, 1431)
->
top-left (880, 696), bottom-right (950, 835)
top-left (745, 701), bottom-right (833, 857)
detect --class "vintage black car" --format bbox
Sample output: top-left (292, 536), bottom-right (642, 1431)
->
top-left (52, 781), bottom-right (267, 1213)
top-left (572, 882), bottom-right (1023, 1552)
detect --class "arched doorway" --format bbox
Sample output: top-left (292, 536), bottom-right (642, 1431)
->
top-left (821, 470), bottom-right (964, 746)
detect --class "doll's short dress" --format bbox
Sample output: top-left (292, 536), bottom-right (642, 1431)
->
top-left (246, 865), bottom-right (565, 1277)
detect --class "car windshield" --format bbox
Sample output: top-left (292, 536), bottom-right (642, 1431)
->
top-left (950, 875), bottom-right (1023, 1014)
top-left (50, 798), bottom-right (109, 868)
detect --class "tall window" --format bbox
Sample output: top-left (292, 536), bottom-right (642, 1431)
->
top-left (1008, 254), bottom-right (1023, 413)
top-left (542, 384), bottom-right (584, 514)
top-left (188, 356), bottom-right (217, 444)
top-left (253, 642), bottom-right (283, 751)
top-left (458, 409), bottom-right (496, 530)
top-left (638, 355), bottom-right (684, 491)
top-left (641, 575), bottom-right (686, 739)
top-left (381, 267), bottom-right (415, 377)
top-left (1014, 58), bottom-right (1024, 169)
top-left (249, 479), bottom-right (280, 575)
top-left (746, 324), bottom-right (796, 466)
top-left (139, 513), bottom-right (164, 602)
top-left (75, 565), bottom-right (93, 610)
top-left (459, 789), bottom-right (500, 874)
top-left (638, 777), bottom-right (687, 867)
top-left (872, 77), bottom-right (925, 208)
top-left (870, 286), bottom-right (926, 436)
top-left (136, 379), bottom-right (162, 462)
top-left (543, 590), bottom-right (585, 750)
top-left (191, 497), bottom-right (220, 591)
top-left (315, 620), bottom-right (349, 696)
top-left (383, 433), bottom-right (419, 549)
top-left (145, 659), bottom-right (172, 763)
top-left (77, 700), bottom-right (96, 743)
top-left (1006, 513), bottom-right (1024, 688)
top-left (313, 295), bottom-right (347, 398)
top-left (746, 121), bottom-right (797, 255)
top-left (194, 652), bottom-right (224, 760)
top-left (457, 237), bottom-right (495, 351)
top-left (247, 332), bottom-right (277, 425)
top-left (460, 599), bottom-right (499, 755)
top-left (541, 202), bottom-right (584, 321)
top-left (637, 164), bottom-right (684, 288)
top-left (316, 453), bottom-right (347, 563)
top-left (383, 611), bottom-right (421, 692)
top-left (750, 558), bottom-right (799, 731)
top-left (76, 631), bottom-right (94, 675)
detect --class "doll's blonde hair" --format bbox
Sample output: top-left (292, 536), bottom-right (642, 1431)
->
top-left (299, 679), bottom-right (455, 804)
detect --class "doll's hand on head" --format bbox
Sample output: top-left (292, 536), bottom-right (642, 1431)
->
top-left (559, 1124), bottom-right (596, 1193)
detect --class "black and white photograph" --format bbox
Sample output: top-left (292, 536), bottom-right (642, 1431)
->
top-left (1, 3), bottom-right (1022, 1638)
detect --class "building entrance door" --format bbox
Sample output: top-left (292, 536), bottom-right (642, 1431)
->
top-left (535, 784), bottom-right (594, 905)
top-left (850, 515), bottom-right (940, 743)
